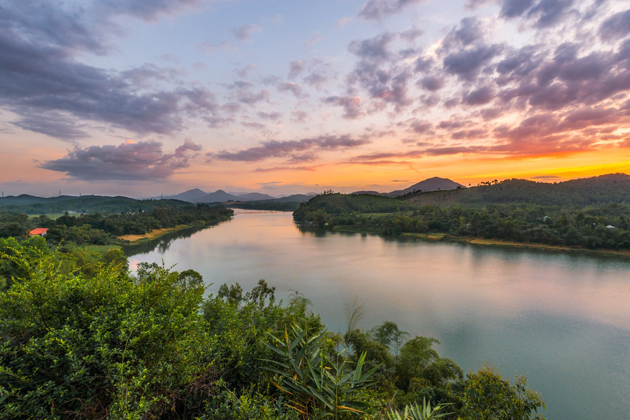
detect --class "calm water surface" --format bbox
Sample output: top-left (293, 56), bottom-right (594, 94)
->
top-left (126, 210), bottom-right (630, 420)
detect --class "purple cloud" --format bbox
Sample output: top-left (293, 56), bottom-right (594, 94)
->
top-left (358, 0), bottom-right (427, 21)
top-left (324, 96), bottom-right (365, 119)
top-left (40, 139), bottom-right (202, 181)
top-left (211, 135), bottom-right (371, 162)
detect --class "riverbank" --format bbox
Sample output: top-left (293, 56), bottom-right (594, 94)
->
top-left (116, 222), bottom-right (217, 245)
top-left (331, 225), bottom-right (630, 258)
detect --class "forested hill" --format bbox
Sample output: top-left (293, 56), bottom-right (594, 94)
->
top-left (0, 195), bottom-right (197, 214)
top-left (406, 173), bottom-right (630, 207)
top-left (293, 193), bottom-right (417, 223)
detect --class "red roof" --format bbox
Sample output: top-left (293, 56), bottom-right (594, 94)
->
top-left (29, 228), bottom-right (49, 236)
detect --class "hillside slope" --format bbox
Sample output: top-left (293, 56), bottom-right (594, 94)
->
top-left (0, 195), bottom-right (193, 214)
top-left (293, 193), bottom-right (418, 222)
top-left (386, 177), bottom-right (465, 197)
top-left (405, 173), bottom-right (630, 207)
top-left (168, 188), bottom-right (208, 202)
top-left (197, 190), bottom-right (239, 203)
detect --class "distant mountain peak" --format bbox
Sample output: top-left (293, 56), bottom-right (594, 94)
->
top-left (168, 188), bottom-right (209, 203)
top-left (385, 177), bottom-right (464, 197)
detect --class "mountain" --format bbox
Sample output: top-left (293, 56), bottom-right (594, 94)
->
top-left (385, 177), bottom-right (465, 197)
top-left (163, 188), bottom-right (293, 203)
top-left (237, 192), bottom-right (275, 201)
top-left (197, 190), bottom-right (240, 203)
top-left (168, 188), bottom-right (207, 202)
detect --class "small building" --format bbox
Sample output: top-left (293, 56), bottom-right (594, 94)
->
top-left (606, 225), bottom-right (616, 229)
top-left (29, 228), bottom-right (49, 237)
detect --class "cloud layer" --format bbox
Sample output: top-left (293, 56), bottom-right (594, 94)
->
top-left (41, 139), bottom-right (202, 181)
top-left (210, 135), bottom-right (371, 162)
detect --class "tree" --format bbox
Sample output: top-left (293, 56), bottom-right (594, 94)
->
top-left (457, 365), bottom-right (545, 420)
top-left (0, 252), bottom-right (214, 419)
top-left (370, 321), bottom-right (409, 359)
top-left (395, 337), bottom-right (463, 392)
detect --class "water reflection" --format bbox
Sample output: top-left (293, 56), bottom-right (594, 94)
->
top-left (127, 210), bottom-right (630, 420)
top-left (122, 223), bottom-right (229, 256)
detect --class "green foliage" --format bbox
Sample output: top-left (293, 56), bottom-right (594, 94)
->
top-left (0, 254), bottom-right (214, 419)
top-left (296, 198), bottom-right (630, 250)
top-left (396, 337), bottom-right (463, 393)
top-left (202, 279), bottom-right (324, 392)
top-left (469, 174), bottom-right (630, 206)
top-left (264, 324), bottom-right (381, 419)
top-left (294, 194), bottom-right (417, 224)
top-left (0, 236), bottom-right (127, 290)
top-left (406, 173), bottom-right (630, 207)
top-left (456, 365), bottom-right (545, 420)
top-left (294, 175), bottom-right (630, 251)
top-left (387, 399), bottom-right (452, 420)
top-left (370, 322), bottom-right (409, 358)
top-left (200, 389), bottom-right (298, 420)
top-left (0, 202), bottom-right (233, 248)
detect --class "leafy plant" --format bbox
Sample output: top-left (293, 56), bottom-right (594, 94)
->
top-left (263, 324), bottom-right (380, 419)
top-left (387, 399), bottom-right (452, 420)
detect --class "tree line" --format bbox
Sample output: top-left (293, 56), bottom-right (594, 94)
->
top-left (295, 197), bottom-right (630, 251)
top-left (0, 204), bottom-right (233, 246)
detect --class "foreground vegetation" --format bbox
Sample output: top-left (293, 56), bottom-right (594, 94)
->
top-left (0, 243), bottom-right (545, 419)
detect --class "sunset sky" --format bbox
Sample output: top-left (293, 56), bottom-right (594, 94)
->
top-left (1, 0), bottom-right (630, 197)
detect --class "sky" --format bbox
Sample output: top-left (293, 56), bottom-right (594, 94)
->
top-left (1, 0), bottom-right (630, 197)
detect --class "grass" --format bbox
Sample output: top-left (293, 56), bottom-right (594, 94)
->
top-left (116, 223), bottom-right (206, 244)
top-left (117, 225), bottom-right (189, 242)
top-left (27, 213), bottom-right (66, 220)
top-left (82, 244), bottom-right (122, 252)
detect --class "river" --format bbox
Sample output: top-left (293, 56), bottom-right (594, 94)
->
top-left (125, 209), bottom-right (630, 420)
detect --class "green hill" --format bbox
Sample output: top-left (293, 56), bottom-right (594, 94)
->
top-left (405, 173), bottom-right (630, 207)
top-left (293, 193), bottom-right (417, 222)
top-left (0, 195), bottom-right (196, 215)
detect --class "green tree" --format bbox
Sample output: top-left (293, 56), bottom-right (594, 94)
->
top-left (396, 337), bottom-right (463, 392)
top-left (457, 365), bottom-right (545, 420)
top-left (370, 321), bottom-right (409, 359)
top-left (0, 253), bottom-right (214, 419)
